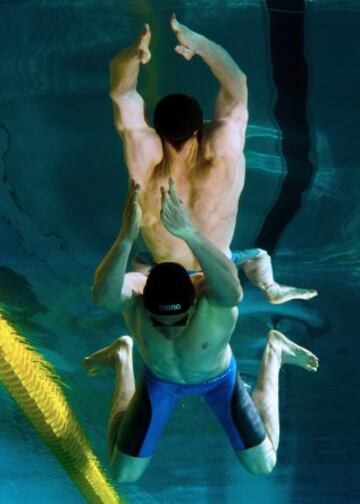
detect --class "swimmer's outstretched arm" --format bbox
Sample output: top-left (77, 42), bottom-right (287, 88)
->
top-left (109, 25), bottom-right (161, 180)
top-left (93, 180), bottom-right (142, 311)
top-left (161, 178), bottom-right (242, 307)
top-left (110, 23), bottom-right (150, 98)
top-left (170, 14), bottom-right (247, 120)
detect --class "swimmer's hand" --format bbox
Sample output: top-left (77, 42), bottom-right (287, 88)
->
top-left (160, 177), bottom-right (196, 240)
top-left (120, 179), bottom-right (142, 242)
top-left (136, 23), bottom-right (151, 64)
top-left (170, 14), bottom-right (203, 61)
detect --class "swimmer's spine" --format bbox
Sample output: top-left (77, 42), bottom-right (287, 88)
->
top-left (0, 315), bottom-right (124, 504)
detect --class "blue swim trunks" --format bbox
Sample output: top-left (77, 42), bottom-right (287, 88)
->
top-left (115, 355), bottom-right (266, 458)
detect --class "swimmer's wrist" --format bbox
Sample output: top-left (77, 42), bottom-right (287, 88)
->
top-left (189, 33), bottom-right (208, 57)
top-left (180, 226), bottom-right (200, 243)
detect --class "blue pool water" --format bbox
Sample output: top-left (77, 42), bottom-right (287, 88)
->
top-left (0, 1), bottom-right (359, 503)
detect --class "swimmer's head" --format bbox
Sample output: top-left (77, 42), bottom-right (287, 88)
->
top-left (153, 94), bottom-right (203, 147)
top-left (142, 262), bottom-right (196, 316)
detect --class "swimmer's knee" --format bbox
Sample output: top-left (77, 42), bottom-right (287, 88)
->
top-left (116, 470), bottom-right (143, 484)
top-left (239, 451), bottom-right (277, 475)
top-left (111, 448), bottom-right (152, 484)
top-left (236, 438), bottom-right (277, 475)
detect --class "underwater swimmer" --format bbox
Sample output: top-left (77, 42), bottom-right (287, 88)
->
top-left (108, 14), bottom-right (317, 304)
top-left (84, 179), bottom-right (319, 483)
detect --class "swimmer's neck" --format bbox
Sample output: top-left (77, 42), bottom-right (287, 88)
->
top-left (162, 136), bottom-right (200, 164)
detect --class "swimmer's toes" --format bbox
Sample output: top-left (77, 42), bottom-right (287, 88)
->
top-left (268, 330), bottom-right (318, 371)
top-left (303, 289), bottom-right (318, 300)
top-left (82, 357), bottom-right (100, 376)
top-left (306, 360), bottom-right (319, 372)
top-left (87, 367), bottom-right (101, 376)
top-left (295, 348), bottom-right (318, 368)
top-left (309, 355), bottom-right (319, 370)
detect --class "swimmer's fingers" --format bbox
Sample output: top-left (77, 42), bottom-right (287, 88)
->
top-left (170, 14), bottom-right (200, 61)
top-left (126, 179), bottom-right (140, 210)
top-left (136, 23), bottom-right (152, 65)
top-left (160, 185), bottom-right (168, 212)
top-left (130, 179), bottom-right (140, 195)
top-left (170, 13), bottom-right (179, 32)
top-left (122, 179), bottom-right (142, 240)
top-left (129, 178), bottom-right (140, 194)
top-left (174, 45), bottom-right (195, 61)
top-left (168, 177), bottom-right (179, 202)
top-left (130, 178), bottom-right (141, 192)
top-left (160, 185), bottom-right (174, 224)
top-left (160, 184), bottom-right (175, 223)
top-left (161, 181), bottom-right (177, 212)
top-left (160, 188), bottom-right (172, 230)
top-left (127, 200), bottom-right (142, 240)
top-left (160, 183), bottom-right (194, 239)
top-left (168, 177), bottom-right (185, 205)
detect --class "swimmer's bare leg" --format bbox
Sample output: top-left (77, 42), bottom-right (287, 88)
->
top-left (237, 330), bottom-right (318, 473)
top-left (234, 249), bottom-right (318, 304)
top-left (83, 336), bottom-right (135, 457)
top-left (252, 330), bottom-right (319, 452)
top-left (84, 337), bottom-right (152, 482)
top-left (110, 23), bottom-right (151, 86)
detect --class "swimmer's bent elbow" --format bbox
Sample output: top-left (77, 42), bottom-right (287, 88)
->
top-left (236, 287), bottom-right (244, 304)
top-left (232, 286), bottom-right (243, 305)
top-left (92, 285), bottom-right (124, 313)
top-left (213, 285), bottom-right (243, 307)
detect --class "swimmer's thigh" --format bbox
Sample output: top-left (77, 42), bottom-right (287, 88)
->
top-left (111, 373), bottom-right (178, 481)
top-left (205, 369), bottom-right (274, 474)
top-left (230, 373), bottom-right (276, 474)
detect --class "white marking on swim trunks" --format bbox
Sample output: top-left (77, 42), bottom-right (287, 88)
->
top-left (202, 362), bottom-right (234, 385)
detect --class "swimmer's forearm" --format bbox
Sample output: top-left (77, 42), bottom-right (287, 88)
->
top-left (93, 237), bottom-right (133, 308)
top-left (195, 37), bottom-right (246, 99)
top-left (109, 45), bottom-right (141, 97)
top-left (184, 229), bottom-right (243, 305)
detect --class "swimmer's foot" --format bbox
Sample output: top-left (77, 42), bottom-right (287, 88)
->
top-left (264, 283), bottom-right (318, 304)
top-left (268, 329), bottom-right (319, 372)
top-left (83, 336), bottom-right (133, 376)
top-left (136, 23), bottom-right (151, 64)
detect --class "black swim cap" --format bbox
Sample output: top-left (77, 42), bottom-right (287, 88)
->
top-left (143, 262), bottom-right (196, 315)
top-left (153, 94), bottom-right (203, 142)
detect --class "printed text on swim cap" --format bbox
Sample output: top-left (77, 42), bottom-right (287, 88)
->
top-left (158, 304), bottom-right (182, 311)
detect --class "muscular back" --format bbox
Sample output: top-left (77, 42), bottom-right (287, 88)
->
top-left (111, 77), bottom-right (248, 269)
top-left (120, 117), bottom-right (246, 270)
top-left (109, 20), bottom-right (249, 270)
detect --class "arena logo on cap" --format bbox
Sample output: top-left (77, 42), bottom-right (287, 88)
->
top-left (158, 304), bottom-right (182, 311)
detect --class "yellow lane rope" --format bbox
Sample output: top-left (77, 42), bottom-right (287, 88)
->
top-left (0, 313), bottom-right (124, 504)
